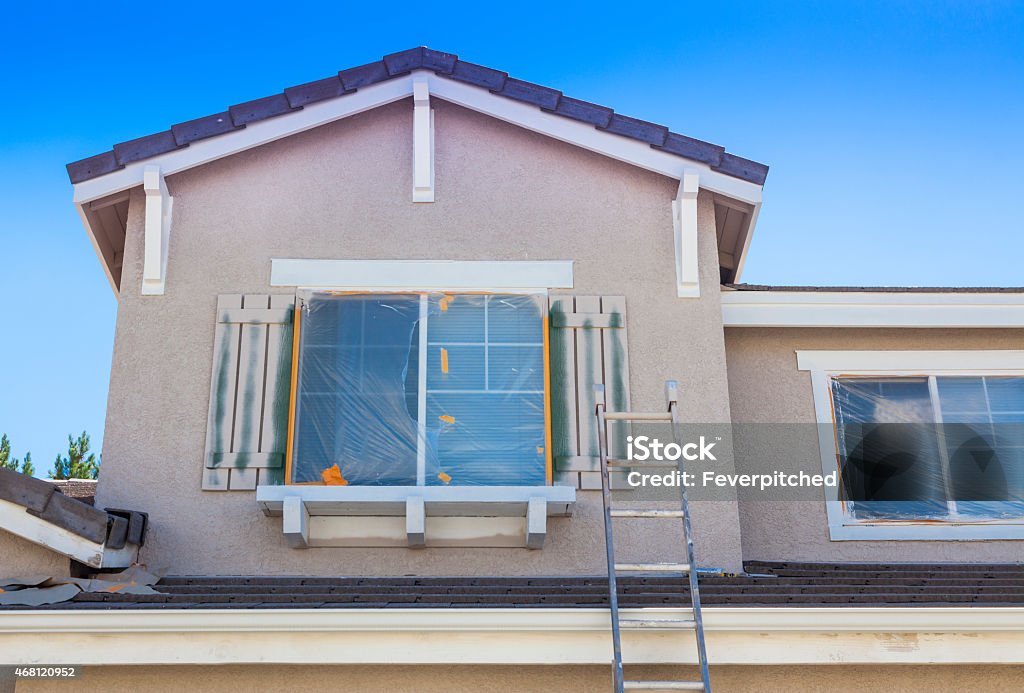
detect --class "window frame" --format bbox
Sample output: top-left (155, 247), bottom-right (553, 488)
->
top-left (797, 350), bottom-right (1024, 541)
top-left (284, 290), bottom-right (554, 488)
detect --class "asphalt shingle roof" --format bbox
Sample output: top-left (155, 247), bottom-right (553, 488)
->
top-left (66, 47), bottom-right (768, 187)
top-left (5, 562), bottom-right (1023, 610)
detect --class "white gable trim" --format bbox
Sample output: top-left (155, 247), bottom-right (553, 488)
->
top-left (722, 290), bottom-right (1024, 327)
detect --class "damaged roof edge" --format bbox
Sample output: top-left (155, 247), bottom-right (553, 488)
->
top-left (66, 47), bottom-right (768, 187)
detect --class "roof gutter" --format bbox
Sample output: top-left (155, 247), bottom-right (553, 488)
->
top-left (3, 606), bottom-right (1024, 666)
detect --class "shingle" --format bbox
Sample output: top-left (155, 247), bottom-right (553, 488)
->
top-left (599, 114), bottom-right (668, 146)
top-left (339, 61), bottom-right (392, 91)
top-left (284, 76), bottom-right (351, 108)
top-left (495, 78), bottom-right (561, 110)
top-left (112, 131), bottom-right (181, 166)
top-left (67, 152), bottom-right (122, 183)
top-left (448, 60), bottom-right (507, 91)
top-left (383, 47), bottom-right (457, 76)
top-left (713, 153), bottom-right (769, 185)
top-left (171, 112), bottom-right (238, 146)
top-left (228, 94), bottom-right (296, 127)
top-left (548, 96), bottom-right (613, 128)
top-left (655, 132), bottom-right (724, 166)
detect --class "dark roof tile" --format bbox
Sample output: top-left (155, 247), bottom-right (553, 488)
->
top-left (65, 48), bottom-right (768, 187)
top-left (494, 78), bottom-right (561, 110)
top-left (449, 59), bottom-right (508, 91)
top-left (339, 61), bottom-right (392, 91)
top-left (284, 76), bottom-right (351, 108)
top-left (713, 152), bottom-right (769, 185)
top-left (599, 113), bottom-right (668, 146)
top-left (66, 152), bottom-right (122, 182)
top-left (228, 93), bottom-right (296, 127)
top-left (547, 96), bottom-right (613, 128)
top-left (655, 132), bottom-right (724, 166)
top-left (171, 112), bottom-right (238, 146)
top-left (112, 131), bottom-right (181, 166)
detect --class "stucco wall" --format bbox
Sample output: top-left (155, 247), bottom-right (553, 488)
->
top-left (725, 326), bottom-right (1024, 563)
top-left (18, 664), bottom-right (1024, 693)
top-left (95, 98), bottom-right (744, 574)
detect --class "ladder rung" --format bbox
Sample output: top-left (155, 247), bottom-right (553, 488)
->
top-left (606, 459), bottom-right (677, 468)
top-left (615, 562), bottom-right (691, 573)
top-left (619, 618), bottom-right (695, 629)
top-left (624, 682), bottom-right (704, 691)
top-left (604, 411), bottom-right (673, 421)
top-left (610, 509), bottom-right (686, 518)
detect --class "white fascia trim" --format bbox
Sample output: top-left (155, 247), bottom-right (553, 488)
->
top-left (0, 499), bottom-right (137, 569)
top-left (5, 607), bottom-right (1024, 666)
top-left (722, 290), bottom-right (1024, 328)
top-left (797, 349), bottom-right (1024, 541)
top-left (270, 259), bottom-right (574, 291)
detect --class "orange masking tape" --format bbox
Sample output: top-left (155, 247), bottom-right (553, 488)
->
top-left (441, 348), bottom-right (449, 374)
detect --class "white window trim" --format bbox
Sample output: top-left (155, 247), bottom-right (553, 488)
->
top-left (271, 259), bottom-right (573, 291)
top-left (797, 350), bottom-right (1024, 541)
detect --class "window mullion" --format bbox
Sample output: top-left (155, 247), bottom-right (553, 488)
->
top-left (416, 294), bottom-right (429, 486)
top-left (928, 375), bottom-right (958, 517)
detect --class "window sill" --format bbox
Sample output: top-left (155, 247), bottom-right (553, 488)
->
top-left (256, 485), bottom-right (575, 549)
top-left (829, 520), bottom-right (1024, 541)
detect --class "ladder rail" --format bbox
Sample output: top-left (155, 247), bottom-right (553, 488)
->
top-left (595, 386), bottom-right (625, 691)
top-left (595, 380), bottom-right (712, 693)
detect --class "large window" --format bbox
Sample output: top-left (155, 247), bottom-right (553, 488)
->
top-left (289, 292), bottom-right (550, 486)
top-left (832, 375), bottom-right (1024, 521)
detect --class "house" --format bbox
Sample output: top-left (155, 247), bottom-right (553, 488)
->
top-left (2, 47), bottom-right (1024, 692)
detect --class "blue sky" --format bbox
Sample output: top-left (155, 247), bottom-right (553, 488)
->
top-left (0, 2), bottom-right (1021, 470)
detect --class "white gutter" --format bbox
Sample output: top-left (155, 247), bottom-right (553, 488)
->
top-left (4, 607), bottom-right (1024, 665)
top-left (721, 290), bottom-right (1024, 328)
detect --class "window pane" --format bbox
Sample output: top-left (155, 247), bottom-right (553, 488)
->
top-left (292, 294), bottom-right (420, 484)
top-left (936, 377), bottom-right (987, 417)
top-left (986, 378), bottom-right (1024, 413)
top-left (830, 378), bottom-right (947, 516)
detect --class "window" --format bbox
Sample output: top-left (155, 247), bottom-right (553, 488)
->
top-left (797, 350), bottom-right (1024, 540)
top-left (288, 292), bottom-right (550, 487)
top-left (832, 376), bottom-right (1024, 521)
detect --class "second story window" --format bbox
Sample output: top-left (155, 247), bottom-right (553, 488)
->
top-left (832, 375), bottom-right (1024, 521)
top-left (289, 292), bottom-right (550, 487)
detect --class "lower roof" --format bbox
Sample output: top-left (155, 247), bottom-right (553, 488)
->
top-left (4, 561), bottom-right (1023, 611)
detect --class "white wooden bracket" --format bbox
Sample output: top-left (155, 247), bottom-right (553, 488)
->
top-left (671, 169), bottom-right (700, 298)
top-left (412, 78), bottom-right (435, 202)
top-left (141, 165), bottom-right (173, 295)
top-left (526, 496), bottom-right (547, 549)
top-left (406, 495), bottom-right (426, 548)
top-left (282, 496), bottom-right (309, 549)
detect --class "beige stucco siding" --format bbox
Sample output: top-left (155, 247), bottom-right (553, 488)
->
top-left (725, 326), bottom-right (1024, 563)
top-left (18, 664), bottom-right (1024, 693)
top-left (0, 531), bottom-right (67, 577)
top-left (95, 98), bottom-right (744, 575)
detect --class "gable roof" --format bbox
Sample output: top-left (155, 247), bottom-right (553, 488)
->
top-left (66, 47), bottom-right (768, 186)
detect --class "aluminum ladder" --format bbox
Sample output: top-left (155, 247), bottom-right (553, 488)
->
top-left (595, 380), bottom-right (711, 693)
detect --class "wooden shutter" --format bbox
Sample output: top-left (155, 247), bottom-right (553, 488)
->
top-left (202, 294), bottom-right (295, 491)
top-left (549, 295), bottom-right (630, 490)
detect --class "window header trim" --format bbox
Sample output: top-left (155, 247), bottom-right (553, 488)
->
top-left (271, 259), bottom-right (573, 291)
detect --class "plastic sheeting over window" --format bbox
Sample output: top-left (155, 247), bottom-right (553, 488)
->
top-left (291, 292), bottom-right (548, 486)
top-left (831, 376), bottom-right (1024, 521)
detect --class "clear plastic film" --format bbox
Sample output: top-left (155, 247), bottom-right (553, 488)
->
top-left (291, 292), bottom-right (548, 486)
top-left (830, 376), bottom-right (1024, 520)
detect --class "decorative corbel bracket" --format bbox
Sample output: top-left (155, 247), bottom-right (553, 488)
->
top-left (412, 78), bottom-right (435, 202)
top-left (671, 170), bottom-right (700, 298)
top-left (141, 165), bottom-right (173, 295)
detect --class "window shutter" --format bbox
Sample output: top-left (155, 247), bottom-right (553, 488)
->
top-left (202, 294), bottom-right (295, 491)
top-left (549, 295), bottom-right (631, 490)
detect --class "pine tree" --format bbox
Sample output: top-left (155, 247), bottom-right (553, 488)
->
top-left (0, 434), bottom-right (36, 476)
top-left (49, 431), bottom-right (99, 480)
